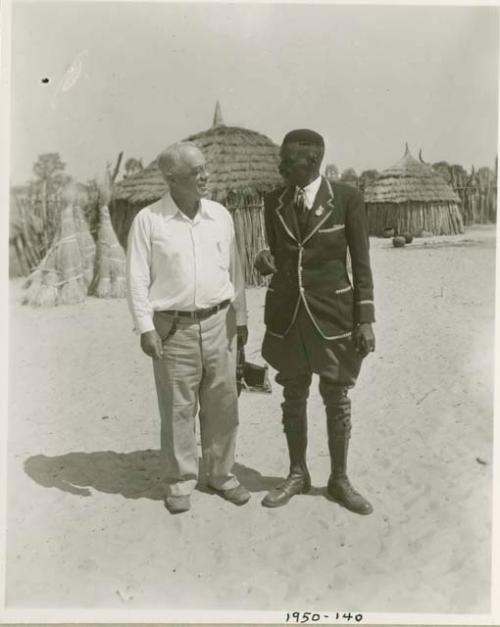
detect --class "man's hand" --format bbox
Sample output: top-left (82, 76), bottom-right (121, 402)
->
top-left (140, 330), bottom-right (163, 360)
top-left (254, 250), bottom-right (277, 276)
top-left (352, 323), bottom-right (375, 357)
top-left (237, 325), bottom-right (248, 349)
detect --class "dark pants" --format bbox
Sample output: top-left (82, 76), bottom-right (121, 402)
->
top-left (276, 371), bottom-right (352, 437)
top-left (263, 304), bottom-right (362, 438)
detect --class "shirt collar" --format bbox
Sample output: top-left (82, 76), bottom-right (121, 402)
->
top-left (295, 175), bottom-right (322, 210)
top-left (161, 193), bottom-right (215, 222)
top-left (199, 199), bottom-right (217, 220)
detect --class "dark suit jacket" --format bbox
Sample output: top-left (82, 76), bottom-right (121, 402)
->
top-left (263, 177), bottom-right (375, 340)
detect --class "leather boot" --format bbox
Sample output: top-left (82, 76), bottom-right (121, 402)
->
top-left (262, 426), bottom-right (311, 508)
top-left (326, 422), bottom-right (373, 516)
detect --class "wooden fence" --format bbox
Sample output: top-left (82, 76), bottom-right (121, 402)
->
top-left (453, 180), bottom-right (497, 225)
top-left (230, 198), bottom-right (268, 287)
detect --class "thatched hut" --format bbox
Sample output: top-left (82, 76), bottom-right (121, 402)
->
top-left (112, 103), bottom-right (282, 285)
top-left (364, 145), bottom-right (464, 236)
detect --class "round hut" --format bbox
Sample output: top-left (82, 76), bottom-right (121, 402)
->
top-left (112, 103), bottom-right (282, 285)
top-left (364, 144), bottom-right (464, 236)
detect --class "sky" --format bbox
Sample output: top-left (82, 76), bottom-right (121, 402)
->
top-left (9, 1), bottom-right (499, 185)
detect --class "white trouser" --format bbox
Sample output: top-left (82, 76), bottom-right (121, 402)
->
top-left (152, 306), bottom-right (240, 497)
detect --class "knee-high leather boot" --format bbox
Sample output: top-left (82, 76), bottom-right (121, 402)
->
top-left (325, 388), bottom-right (373, 515)
top-left (262, 415), bottom-right (311, 508)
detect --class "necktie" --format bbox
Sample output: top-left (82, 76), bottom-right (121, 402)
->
top-left (295, 188), bottom-right (306, 212)
top-left (295, 188), bottom-right (308, 232)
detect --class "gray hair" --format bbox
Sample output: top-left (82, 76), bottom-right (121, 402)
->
top-left (157, 141), bottom-right (200, 181)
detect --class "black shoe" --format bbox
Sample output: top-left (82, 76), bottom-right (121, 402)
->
top-left (262, 470), bottom-right (311, 508)
top-left (327, 476), bottom-right (373, 515)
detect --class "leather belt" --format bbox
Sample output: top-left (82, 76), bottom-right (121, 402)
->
top-left (163, 299), bottom-right (230, 321)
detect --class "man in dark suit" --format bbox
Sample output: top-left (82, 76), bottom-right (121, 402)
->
top-left (255, 129), bottom-right (375, 514)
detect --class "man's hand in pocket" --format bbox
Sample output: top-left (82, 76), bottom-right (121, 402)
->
top-left (140, 330), bottom-right (164, 359)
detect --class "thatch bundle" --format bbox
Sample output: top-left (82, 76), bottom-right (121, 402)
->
top-left (364, 145), bottom-right (464, 236)
top-left (89, 204), bottom-right (126, 298)
top-left (23, 203), bottom-right (87, 307)
top-left (72, 192), bottom-right (96, 287)
top-left (111, 104), bottom-right (282, 286)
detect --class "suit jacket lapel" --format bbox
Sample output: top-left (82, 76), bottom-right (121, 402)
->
top-left (301, 177), bottom-right (336, 245)
top-left (275, 186), bottom-right (300, 243)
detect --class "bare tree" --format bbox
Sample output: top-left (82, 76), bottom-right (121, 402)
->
top-left (324, 163), bottom-right (339, 182)
top-left (340, 168), bottom-right (359, 189)
top-left (124, 157), bottom-right (144, 179)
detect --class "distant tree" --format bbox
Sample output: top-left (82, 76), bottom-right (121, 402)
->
top-left (324, 163), bottom-right (339, 182)
top-left (12, 153), bottom-right (81, 271)
top-left (432, 161), bottom-right (452, 185)
top-left (477, 166), bottom-right (495, 185)
top-left (449, 164), bottom-right (469, 189)
top-left (340, 168), bottom-right (359, 188)
top-left (359, 169), bottom-right (379, 192)
top-left (30, 153), bottom-right (72, 199)
top-left (124, 157), bottom-right (144, 179)
top-left (26, 153), bottom-right (73, 250)
top-left (33, 153), bottom-right (66, 182)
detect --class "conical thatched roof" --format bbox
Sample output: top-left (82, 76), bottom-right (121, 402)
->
top-left (114, 104), bottom-right (282, 205)
top-left (364, 144), bottom-right (460, 204)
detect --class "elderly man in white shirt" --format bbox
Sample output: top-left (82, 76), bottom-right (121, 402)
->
top-left (126, 141), bottom-right (250, 514)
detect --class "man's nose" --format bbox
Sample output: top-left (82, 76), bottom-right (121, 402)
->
top-left (279, 162), bottom-right (288, 176)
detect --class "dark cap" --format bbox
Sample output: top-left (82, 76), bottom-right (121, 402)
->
top-left (282, 129), bottom-right (325, 148)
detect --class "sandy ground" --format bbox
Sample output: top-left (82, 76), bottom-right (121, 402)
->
top-left (6, 226), bottom-right (496, 613)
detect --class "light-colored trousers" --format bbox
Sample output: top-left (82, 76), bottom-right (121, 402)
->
top-left (152, 306), bottom-right (240, 497)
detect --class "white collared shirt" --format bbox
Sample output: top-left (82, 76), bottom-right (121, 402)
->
top-left (295, 175), bottom-right (322, 210)
top-left (126, 192), bottom-right (247, 334)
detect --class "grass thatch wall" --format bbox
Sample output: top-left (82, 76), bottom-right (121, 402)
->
top-left (366, 201), bottom-right (464, 237)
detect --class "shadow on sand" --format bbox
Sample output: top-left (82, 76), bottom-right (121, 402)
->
top-left (24, 450), bottom-right (329, 500)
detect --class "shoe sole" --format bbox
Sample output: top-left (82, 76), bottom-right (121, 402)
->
top-left (226, 497), bottom-right (250, 506)
top-left (208, 486), bottom-right (251, 506)
top-left (164, 503), bottom-right (191, 514)
top-left (261, 485), bottom-right (311, 508)
top-left (326, 492), bottom-right (373, 515)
